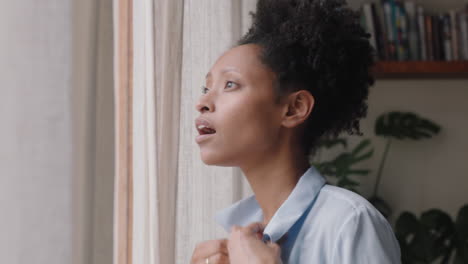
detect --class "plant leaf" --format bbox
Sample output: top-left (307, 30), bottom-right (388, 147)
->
top-left (351, 139), bottom-right (371, 155)
top-left (346, 169), bottom-right (371, 176)
top-left (395, 211), bottom-right (421, 263)
top-left (375, 111), bottom-right (441, 141)
top-left (313, 138), bottom-right (372, 193)
top-left (395, 208), bottom-right (458, 263)
top-left (315, 138), bottom-right (347, 149)
top-left (454, 205), bottom-right (468, 263)
top-left (419, 209), bottom-right (455, 261)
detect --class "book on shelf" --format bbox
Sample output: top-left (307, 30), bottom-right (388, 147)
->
top-left (416, 5), bottom-right (426, 60)
top-left (442, 14), bottom-right (452, 61)
top-left (450, 10), bottom-right (459, 60)
top-left (460, 11), bottom-right (468, 59)
top-left (360, 1), bottom-right (468, 62)
top-left (396, 1), bottom-right (408, 61)
top-left (432, 15), bottom-right (441, 60)
top-left (425, 15), bottom-right (433, 60)
top-left (405, 1), bottom-right (418, 61)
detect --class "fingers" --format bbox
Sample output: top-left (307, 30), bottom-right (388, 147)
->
top-left (266, 242), bottom-right (282, 259)
top-left (227, 223), bottom-right (282, 264)
top-left (196, 239), bottom-right (228, 255)
top-left (191, 239), bottom-right (229, 264)
top-left (238, 222), bottom-right (265, 234)
top-left (230, 222), bottom-right (265, 238)
top-left (245, 222), bottom-right (265, 240)
top-left (267, 242), bottom-right (281, 251)
top-left (198, 252), bottom-right (230, 264)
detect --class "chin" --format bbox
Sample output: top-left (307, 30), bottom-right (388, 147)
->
top-left (199, 150), bottom-right (237, 167)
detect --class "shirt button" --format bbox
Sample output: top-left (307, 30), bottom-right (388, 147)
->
top-left (262, 234), bottom-right (271, 243)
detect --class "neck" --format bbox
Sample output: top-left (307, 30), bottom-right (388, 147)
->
top-left (239, 145), bottom-right (309, 226)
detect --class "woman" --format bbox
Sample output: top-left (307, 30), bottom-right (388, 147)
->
top-left (191, 0), bottom-right (401, 263)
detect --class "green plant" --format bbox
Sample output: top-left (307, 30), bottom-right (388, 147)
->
top-left (369, 111), bottom-right (441, 218)
top-left (395, 205), bottom-right (468, 264)
top-left (312, 138), bottom-right (373, 193)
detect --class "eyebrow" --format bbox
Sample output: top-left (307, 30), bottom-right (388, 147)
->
top-left (205, 67), bottom-right (241, 79)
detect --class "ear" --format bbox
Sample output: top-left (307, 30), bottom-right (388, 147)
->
top-left (281, 90), bottom-right (314, 128)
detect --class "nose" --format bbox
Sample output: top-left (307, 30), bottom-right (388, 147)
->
top-left (195, 94), bottom-right (215, 113)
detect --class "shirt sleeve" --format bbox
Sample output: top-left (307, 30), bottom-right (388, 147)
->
top-left (331, 205), bottom-right (402, 264)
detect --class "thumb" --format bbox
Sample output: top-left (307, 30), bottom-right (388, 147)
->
top-left (242, 222), bottom-right (265, 240)
top-left (267, 242), bottom-right (282, 257)
top-left (244, 222), bottom-right (265, 234)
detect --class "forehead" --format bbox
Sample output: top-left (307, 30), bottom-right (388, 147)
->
top-left (206, 44), bottom-right (275, 81)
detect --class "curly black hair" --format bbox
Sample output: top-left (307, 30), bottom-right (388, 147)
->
top-left (236, 0), bottom-right (375, 158)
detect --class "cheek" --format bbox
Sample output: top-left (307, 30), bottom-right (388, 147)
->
top-left (198, 92), bottom-right (281, 166)
top-left (218, 97), bottom-right (279, 150)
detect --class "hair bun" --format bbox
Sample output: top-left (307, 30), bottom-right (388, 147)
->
top-left (238, 0), bottom-right (375, 156)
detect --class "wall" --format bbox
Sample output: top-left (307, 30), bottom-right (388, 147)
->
top-left (0, 1), bottom-right (74, 263)
top-left (353, 79), bottom-right (468, 224)
top-left (345, 0), bottom-right (468, 224)
top-left (0, 0), bottom-right (114, 263)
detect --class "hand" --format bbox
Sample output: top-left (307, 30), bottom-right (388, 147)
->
top-left (227, 222), bottom-right (282, 264)
top-left (191, 239), bottom-right (230, 264)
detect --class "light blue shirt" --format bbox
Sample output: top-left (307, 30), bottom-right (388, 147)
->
top-left (214, 166), bottom-right (401, 263)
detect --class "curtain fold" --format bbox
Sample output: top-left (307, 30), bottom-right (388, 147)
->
top-left (113, 0), bottom-right (133, 263)
top-left (175, 1), bottom-right (246, 262)
top-left (153, 0), bottom-right (184, 263)
top-left (92, 0), bottom-right (115, 263)
top-left (72, 0), bottom-right (115, 263)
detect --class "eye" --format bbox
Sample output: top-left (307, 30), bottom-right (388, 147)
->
top-left (201, 85), bottom-right (209, 94)
top-left (225, 81), bottom-right (238, 89)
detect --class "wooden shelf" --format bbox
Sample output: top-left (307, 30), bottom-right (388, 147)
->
top-left (373, 61), bottom-right (468, 78)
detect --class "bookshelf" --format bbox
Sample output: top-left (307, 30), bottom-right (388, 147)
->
top-left (356, 0), bottom-right (468, 78)
top-left (373, 61), bottom-right (468, 78)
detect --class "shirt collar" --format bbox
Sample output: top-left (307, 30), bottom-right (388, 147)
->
top-left (213, 166), bottom-right (326, 243)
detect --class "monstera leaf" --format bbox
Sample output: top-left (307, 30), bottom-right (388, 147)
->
top-left (454, 205), bottom-right (468, 264)
top-left (396, 210), bottom-right (454, 263)
top-left (371, 111), bottom-right (442, 220)
top-left (419, 210), bottom-right (455, 262)
top-left (375, 111), bottom-right (441, 140)
top-left (395, 212), bottom-right (421, 263)
top-left (315, 138), bottom-right (348, 149)
top-left (395, 206), bottom-right (468, 264)
top-left (314, 139), bottom-right (373, 193)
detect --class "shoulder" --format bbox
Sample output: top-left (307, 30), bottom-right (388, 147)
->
top-left (298, 184), bottom-right (392, 242)
top-left (311, 184), bottom-right (386, 225)
top-left (298, 184), bottom-right (401, 263)
top-left (316, 184), bottom-right (395, 239)
top-left (320, 184), bottom-right (376, 212)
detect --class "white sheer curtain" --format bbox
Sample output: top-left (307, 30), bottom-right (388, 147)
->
top-left (175, 1), bottom-right (247, 263)
top-left (132, 0), bottom-right (158, 263)
top-left (113, 1), bottom-right (259, 263)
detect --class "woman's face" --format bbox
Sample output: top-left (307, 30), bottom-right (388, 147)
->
top-left (195, 44), bottom-right (285, 167)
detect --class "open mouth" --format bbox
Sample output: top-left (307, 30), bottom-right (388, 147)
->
top-left (195, 118), bottom-right (217, 144)
top-left (195, 118), bottom-right (217, 136)
top-left (197, 125), bottom-right (216, 135)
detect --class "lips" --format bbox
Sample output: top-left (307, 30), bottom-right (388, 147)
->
top-left (195, 118), bottom-right (216, 144)
top-left (195, 117), bottom-right (217, 135)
